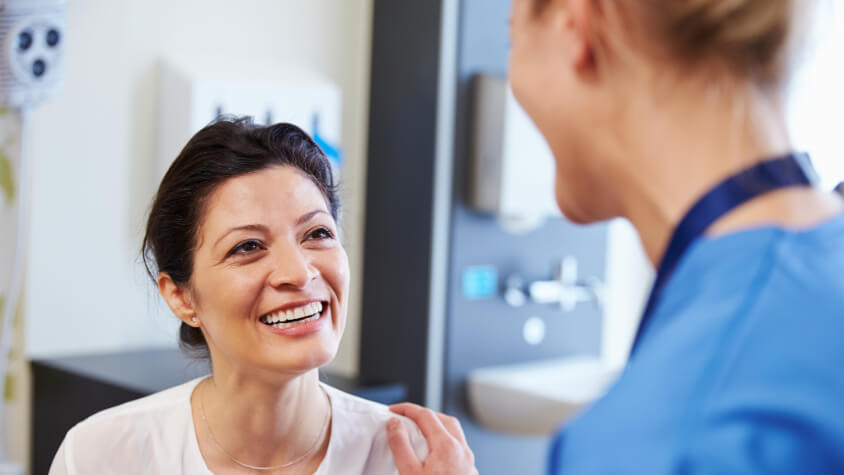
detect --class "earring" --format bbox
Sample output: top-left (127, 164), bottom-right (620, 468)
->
top-left (191, 316), bottom-right (198, 324)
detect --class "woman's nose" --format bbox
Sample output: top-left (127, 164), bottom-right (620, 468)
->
top-left (267, 244), bottom-right (318, 289)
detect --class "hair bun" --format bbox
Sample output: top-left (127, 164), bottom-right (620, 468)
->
top-left (659, 0), bottom-right (798, 84)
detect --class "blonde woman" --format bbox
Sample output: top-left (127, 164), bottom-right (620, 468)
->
top-left (388, 0), bottom-right (844, 473)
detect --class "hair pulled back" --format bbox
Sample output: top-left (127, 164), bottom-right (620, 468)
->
top-left (534, 0), bottom-right (809, 87)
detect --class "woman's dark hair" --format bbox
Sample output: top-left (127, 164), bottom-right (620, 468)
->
top-left (141, 116), bottom-right (340, 358)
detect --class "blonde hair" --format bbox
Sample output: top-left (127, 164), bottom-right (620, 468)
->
top-left (536, 0), bottom-right (812, 88)
top-left (633, 0), bottom-right (806, 87)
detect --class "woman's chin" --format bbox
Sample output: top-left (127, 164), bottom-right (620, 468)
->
top-left (554, 184), bottom-right (615, 225)
top-left (556, 197), bottom-right (597, 224)
top-left (259, 350), bottom-right (336, 376)
top-left (250, 313), bottom-right (344, 375)
top-left (249, 335), bottom-right (338, 375)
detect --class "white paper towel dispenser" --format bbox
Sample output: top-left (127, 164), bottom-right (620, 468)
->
top-left (469, 74), bottom-right (560, 233)
top-left (157, 57), bottom-right (343, 184)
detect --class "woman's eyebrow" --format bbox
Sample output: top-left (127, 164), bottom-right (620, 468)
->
top-left (214, 224), bottom-right (269, 247)
top-left (297, 209), bottom-right (330, 226)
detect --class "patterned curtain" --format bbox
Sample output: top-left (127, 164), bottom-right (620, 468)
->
top-left (0, 107), bottom-right (27, 465)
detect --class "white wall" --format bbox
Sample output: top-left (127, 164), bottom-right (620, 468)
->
top-left (24, 0), bottom-right (373, 377)
top-left (787, 2), bottom-right (844, 188)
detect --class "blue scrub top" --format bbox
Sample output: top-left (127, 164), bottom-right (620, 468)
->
top-left (549, 213), bottom-right (844, 474)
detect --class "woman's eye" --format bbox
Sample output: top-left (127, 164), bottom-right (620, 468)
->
top-left (308, 227), bottom-right (335, 240)
top-left (229, 240), bottom-right (264, 256)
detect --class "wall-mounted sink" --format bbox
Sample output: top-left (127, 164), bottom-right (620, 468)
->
top-left (467, 356), bottom-right (622, 436)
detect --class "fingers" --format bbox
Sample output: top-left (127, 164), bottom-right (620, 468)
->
top-left (436, 413), bottom-right (468, 446)
top-left (389, 403), bottom-right (478, 475)
top-left (386, 418), bottom-right (422, 475)
top-left (389, 403), bottom-right (450, 448)
top-left (390, 403), bottom-right (468, 446)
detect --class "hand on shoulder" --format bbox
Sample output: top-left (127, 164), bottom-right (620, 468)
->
top-left (386, 402), bottom-right (478, 475)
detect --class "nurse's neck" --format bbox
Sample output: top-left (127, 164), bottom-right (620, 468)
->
top-left (612, 80), bottom-right (844, 268)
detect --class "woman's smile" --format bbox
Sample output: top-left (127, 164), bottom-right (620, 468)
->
top-left (258, 299), bottom-right (332, 337)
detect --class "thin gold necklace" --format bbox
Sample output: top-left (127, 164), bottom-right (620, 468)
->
top-left (199, 378), bottom-right (331, 472)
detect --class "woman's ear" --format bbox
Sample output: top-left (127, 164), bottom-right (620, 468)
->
top-left (158, 273), bottom-right (199, 327)
top-left (549, 0), bottom-right (598, 74)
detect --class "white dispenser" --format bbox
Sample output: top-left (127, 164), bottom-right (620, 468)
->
top-left (157, 58), bottom-right (342, 182)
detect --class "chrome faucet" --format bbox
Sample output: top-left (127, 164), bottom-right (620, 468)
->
top-left (504, 257), bottom-right (604, 311)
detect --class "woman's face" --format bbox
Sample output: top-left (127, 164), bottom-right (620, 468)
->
top-left (508, 0), bottom-right (619, 223)
top-left (187, 165), bottom-right (348, 377)
top-left (508, 0), bottom-right (560, 123)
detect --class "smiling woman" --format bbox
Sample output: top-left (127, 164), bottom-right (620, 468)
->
top-left (47, 118), bottom-right (427, 475)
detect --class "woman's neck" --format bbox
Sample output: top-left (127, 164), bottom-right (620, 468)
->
top-left (193, 365), bottom-right (330, 471)
top-left (612, 81), bottom-right (843, 266)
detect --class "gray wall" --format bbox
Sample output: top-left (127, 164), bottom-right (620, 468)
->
top-left (360, 0), bottom-right (444, 403)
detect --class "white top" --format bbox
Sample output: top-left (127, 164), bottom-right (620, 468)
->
top-left (49, 377), bottom-right (428, 474)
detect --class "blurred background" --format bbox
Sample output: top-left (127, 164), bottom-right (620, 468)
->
top-left (0, 0), bottom-right (841, 474)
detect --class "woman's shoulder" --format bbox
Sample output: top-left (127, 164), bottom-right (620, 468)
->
top-left (321, 383), bottom-right (421, 434)
top-left (76, 376), bottom-right (200, 428)
top-left (318, 383), bottom-right (429, 474)
top-left (321, 383), bottom-right (426, 437)
top-left (51, 377), bottom-right (205, 474)
top-left (321, 383), bottom-right (398, 418)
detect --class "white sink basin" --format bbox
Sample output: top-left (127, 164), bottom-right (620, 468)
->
top-left (467, 356), bottom-right (621, 436)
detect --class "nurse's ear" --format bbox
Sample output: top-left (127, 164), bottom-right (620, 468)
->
top-left (158, 272), bottom-right (199, 327)
top-left (545, 0), bottom-right (600, 77)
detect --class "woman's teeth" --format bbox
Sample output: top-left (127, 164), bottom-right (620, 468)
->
top-left (267, 313), bottom-right (321, 330)
top-left (260, 302), bottom-right (324, 329)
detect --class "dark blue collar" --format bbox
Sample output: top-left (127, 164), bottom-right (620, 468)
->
top-left (630, 153), bottom-right (816, 356)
